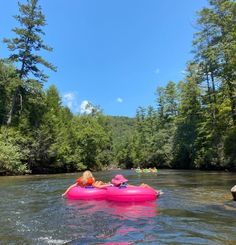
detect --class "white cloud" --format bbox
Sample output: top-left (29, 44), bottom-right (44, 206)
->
top-left (63, 93), bottom-right (96, 114)
top-left (154, 68), bottom-right (160, 74)
top-left (80, 100), bottom-right (94, 114)
top-left (117, 97), bottom-right (123, 103)
top-left (63, 92), bottom-right (76, 109)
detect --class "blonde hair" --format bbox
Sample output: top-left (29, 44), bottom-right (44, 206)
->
top-left (81, 170), bottom-right (94, 185)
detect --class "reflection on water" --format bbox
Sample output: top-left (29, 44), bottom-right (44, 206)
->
top-left (0, 170), bottom-right (236, 244)
top-left (66, 199), bottom-right (158, 220)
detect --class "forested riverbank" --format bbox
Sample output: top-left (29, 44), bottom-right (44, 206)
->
top-left (1, 0), bottom-right (236, 175)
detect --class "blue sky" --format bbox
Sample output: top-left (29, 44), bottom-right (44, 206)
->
top-left (1, 0), bottom-right (208, 117)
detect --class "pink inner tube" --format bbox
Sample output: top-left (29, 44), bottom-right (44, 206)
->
top-left (106, 186), bottom-right (157, 202)
top-left (66, 186), bottom-right (107, 200)
top-left (66, 186), bottom-right (157, 202)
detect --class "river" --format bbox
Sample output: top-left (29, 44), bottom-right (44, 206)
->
top-left (0, 170), bottom-right (235, 245)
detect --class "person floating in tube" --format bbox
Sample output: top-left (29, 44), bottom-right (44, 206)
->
top-left (111, 174), bottom-right (163, 195)
top-left (62, 170), bottom-right (110, 197)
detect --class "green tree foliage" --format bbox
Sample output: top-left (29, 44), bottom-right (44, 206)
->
top-left (191, 0), bottom-right (236, 168)
top-left (72, 114), bottom-right (112, 170)
top-left (0, 0), bottom-right (236, 175)
top-left (194, 0), bottom-right (236, 125)
top-left (0, 127), bottom-right (29, 175)
top-left (0, 138), bottom-right (27, 175)
top-left (173, 64), bottom-right (202, 168)
top-left (0, 61), bottom-right (22, 125)
top-left (130, 100), bottom-right (176, 168)
top-left (105, 116), bottom-right (135, 168)
top-left (224, 127), bottom-right (236, 169)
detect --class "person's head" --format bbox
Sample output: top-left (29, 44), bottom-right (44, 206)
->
top-left (111, 174), bottom-right (128, 187)
top-left (83, 170), bottom-right (93, 179)
top-left (82, 170), bottom-right (94, 185)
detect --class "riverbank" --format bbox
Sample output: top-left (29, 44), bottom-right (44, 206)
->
top-left (1, 165), bottom-right (236, 177)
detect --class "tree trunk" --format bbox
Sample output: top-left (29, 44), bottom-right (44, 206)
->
top-left (6, 87), bottom-right (22, 125)
top-left (6, 90), bottom-right (17, 125)
top-left (6, 57), bottom-right (25, 125)
top-left (227, 80), bottom-right (236, 126)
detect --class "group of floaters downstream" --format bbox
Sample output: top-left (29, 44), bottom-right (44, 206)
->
top-left (62, 170), bottom-right (163, 202)
top-left (133, 167), bottom-right (158, 174)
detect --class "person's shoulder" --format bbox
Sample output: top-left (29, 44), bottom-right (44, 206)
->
top-left (76, 176), bottom-right (83, 184)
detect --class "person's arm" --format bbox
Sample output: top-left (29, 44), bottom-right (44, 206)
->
top-left (139, 183), bottom-right (163, 195)
top-left (62, 183), bottom-right (77, 197)
top-left (93, 181), bottom-right (111, 189)
top-left (127, 184), bottom-right (135, 187)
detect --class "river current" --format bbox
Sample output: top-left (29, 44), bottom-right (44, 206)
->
top-left (0, 170), bottom-right (236, 244)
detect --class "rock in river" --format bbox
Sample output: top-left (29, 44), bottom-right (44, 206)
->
top-left (231, 185), bottom-right (236, 201)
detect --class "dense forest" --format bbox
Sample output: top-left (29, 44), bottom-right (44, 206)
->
top-left (0, 0), bottom-right (236, 175)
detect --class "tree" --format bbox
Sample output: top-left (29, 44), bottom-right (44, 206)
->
top-left (191, 0), bottom-right (236, 168)
top-left (0, 135), bottom-right (28, 175)
top-left (165, 81), bottom-right (178, 118)
top-left (4, 0), bottom-right (56, 125)
top-left (173, 64), bottom-right (202, 168)
top-left (28, 85), bottom-right (62, 171)
top-left (0, 61), bottom-right (21, 124)
top-left (73, 115), bottom-right (111, 170)
top-left (156, 87), bottom-right (165, 123)
top-left (194, 0), bottom-right (236, 125)
top-left (0, 127), bottom-right (29, 175)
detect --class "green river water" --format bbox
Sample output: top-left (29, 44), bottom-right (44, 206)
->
top-left (0, 170), bottom-right (235, 244)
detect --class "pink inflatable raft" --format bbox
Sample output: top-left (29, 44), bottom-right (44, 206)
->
top-left (66, 186), bottom-right (157, 202)
top-left (66, 186), bottom-right (107, 200)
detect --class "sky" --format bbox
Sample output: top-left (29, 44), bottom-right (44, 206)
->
top-left (0, 0), bottom-right (208, 117)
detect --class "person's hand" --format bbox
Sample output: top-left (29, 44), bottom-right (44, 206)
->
top-left (157, 190), bottom-right (164, 196)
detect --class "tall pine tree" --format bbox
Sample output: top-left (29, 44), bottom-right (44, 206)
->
top-left (4, 0), bottom-right (56, 125)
